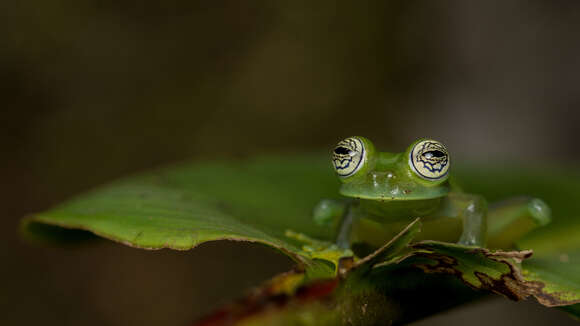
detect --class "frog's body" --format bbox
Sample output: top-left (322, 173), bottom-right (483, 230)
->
top-left (310, 137), bottom-right (551, 251)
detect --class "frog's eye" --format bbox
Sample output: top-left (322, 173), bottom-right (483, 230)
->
top-left (409, 139), bottom-right (450, 181)
top-left (332, 137), bottom-right (365, 177)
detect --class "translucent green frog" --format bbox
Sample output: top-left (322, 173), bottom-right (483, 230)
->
top-left (301, 137), bottom-right (552, 255)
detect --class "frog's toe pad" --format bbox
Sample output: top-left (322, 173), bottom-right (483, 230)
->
top-left (457, 238), bottom-right (484, 247)
top-left (528, 198), bottom-right (551, 226)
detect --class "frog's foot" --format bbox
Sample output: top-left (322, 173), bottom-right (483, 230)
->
top-left (457, 238), bottom-right (483, 247)
top-left (285, 229), bottom-right (354, 262)
top-left (527, 198), bottom-right (551, 226)
top-left (487, 197), bottom-right (552, 249)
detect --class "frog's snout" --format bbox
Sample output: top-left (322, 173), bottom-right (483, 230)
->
top-left (367, 171), bottom-right (400, 193)
top-left (368, 171), bottom-right (396, 185)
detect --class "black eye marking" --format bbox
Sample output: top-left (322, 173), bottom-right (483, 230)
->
top-left (332, 137), bottom-right (365, 177)
top-left (409, 140), bottom-right (450, 180)
top-left (334, 146), bottom-right (352, 155)
top-left (423, 150), bottom-right (446, 159)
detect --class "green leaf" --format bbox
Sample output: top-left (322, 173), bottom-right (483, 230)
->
top-left (22, 155), bottom-right (580, 317)
top-left (23, 155), bottom-right (338, 266)
top-left (194, 220), bottom-right (481, 326)
top-left (457, 166), bottom-right (580, 312)
top-left (400, 242), bottom-right (535, 300)
top-left (517, 223), bottom-right (580, 307)
top-left (347, 217), bottom-right (422, 276)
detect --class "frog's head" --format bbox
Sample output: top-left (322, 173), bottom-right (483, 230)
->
top-left (331, 136), bottom-right (450, 201)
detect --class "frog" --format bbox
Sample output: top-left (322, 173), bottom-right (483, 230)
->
top-left (291, 136), bottom-right (552, 256)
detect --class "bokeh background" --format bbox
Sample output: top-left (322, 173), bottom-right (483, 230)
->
top-left (2, 1), bottom-right (579, 325)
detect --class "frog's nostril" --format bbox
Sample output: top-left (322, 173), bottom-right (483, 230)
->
top-left (369, 171), bottom-right (395, 179)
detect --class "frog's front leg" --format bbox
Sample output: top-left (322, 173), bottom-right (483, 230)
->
top-left (335, 202), bottom-right (356, 249)
top-left (445, 193), bottom-right (488, 246)
top-left (313, 199), bottom-right (356, 249)
top-left (285, 198), bottom-right (351, 251)
top-left (285, 199), bottom-right (355, 263)
top-left (312, 199), bottom-right (349, 228)
top-left (487, 197), bottom-right (551, 249)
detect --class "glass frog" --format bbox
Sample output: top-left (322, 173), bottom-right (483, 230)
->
top-left (298, 137), bottom-right (552, 255)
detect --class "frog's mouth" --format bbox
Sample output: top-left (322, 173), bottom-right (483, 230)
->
top-left (339, 179), bottom-right (450, 201)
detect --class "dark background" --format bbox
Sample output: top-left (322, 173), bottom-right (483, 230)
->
top-left (2, 1), bottom-right (579, 325)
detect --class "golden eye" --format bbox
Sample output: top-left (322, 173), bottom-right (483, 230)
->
top-left (409, 140), bottom-right (450, 180)
top-left (332, 137), bottom-right (365, 177)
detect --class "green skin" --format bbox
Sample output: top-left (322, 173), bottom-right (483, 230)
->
top-left (310, 137), bottom-right (552, 251)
